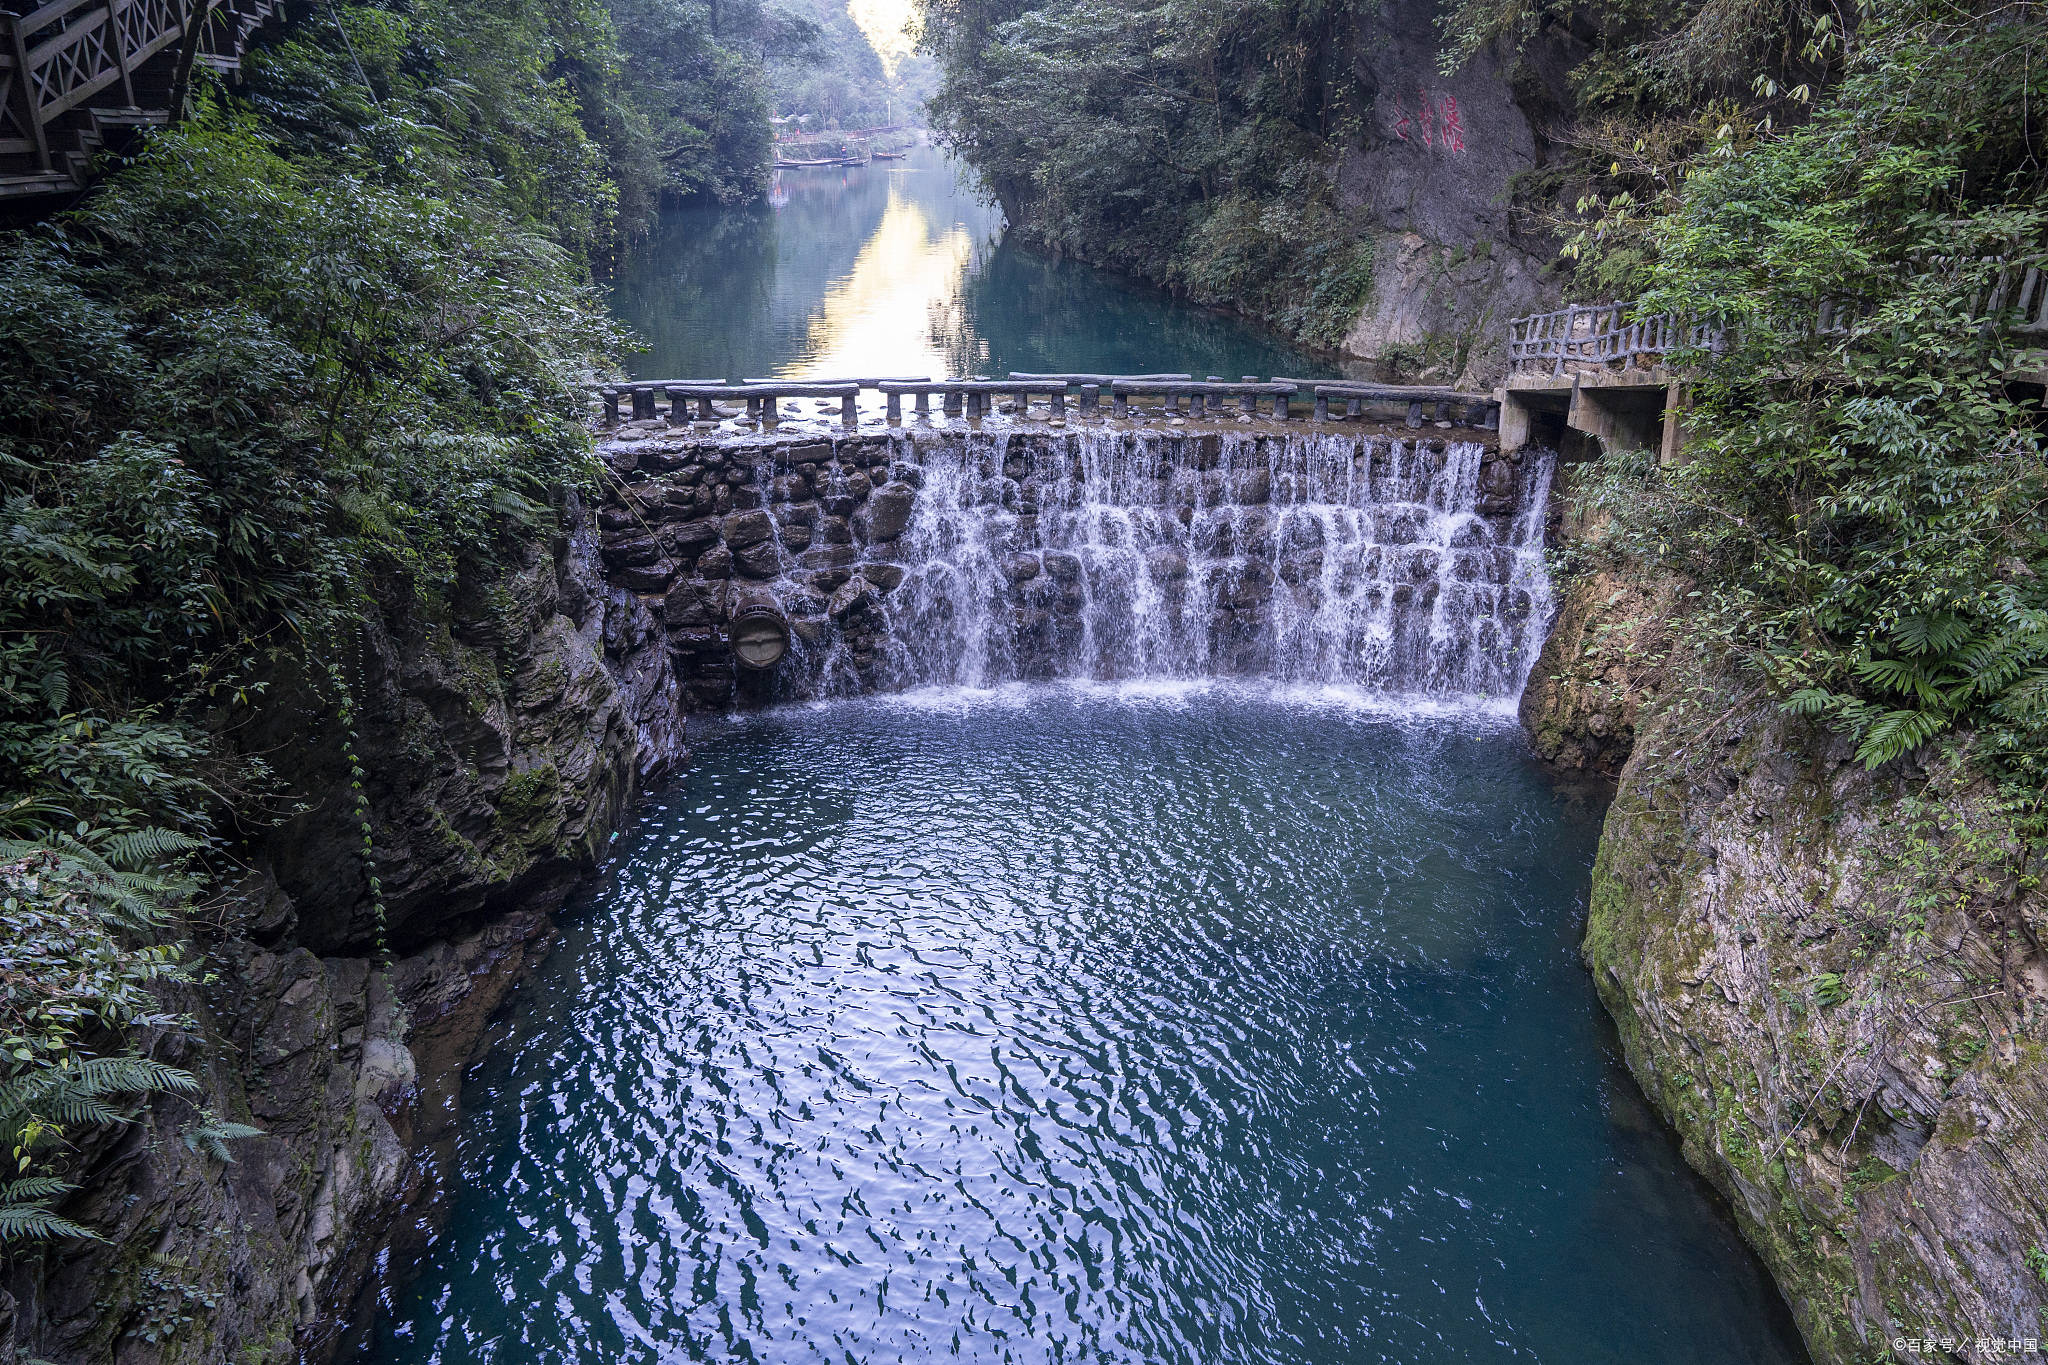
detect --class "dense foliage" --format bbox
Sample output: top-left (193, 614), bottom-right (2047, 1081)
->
top-left (1433, 0), bottom-right (1864, 291)
top-left (1566, 0), bottom-right (2048, 789)
top-left (604, 0), bottom-right (781, 213)
top-left (0, 0), bottom-right (920, 1248)
top-left (0, 0), bottom-right (749, 1246)
top-left (922, 0), bottom-right (1378, 349)
top-left (769, 0), bottom-right (932, 132)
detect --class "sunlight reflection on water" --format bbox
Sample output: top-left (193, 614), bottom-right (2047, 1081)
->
top-left (783, 187), bottom-right (977, 381)
top-left (610, 146), bottom-right (1337, 386)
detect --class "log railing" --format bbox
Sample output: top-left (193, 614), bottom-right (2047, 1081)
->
top-left (876, 380), bottom-right (1069, 422)
top-left (1106, 379), bottom-right (1296, 420)
top-left (1983, 259), bottom-right (2048, 335)
top-left (1274, 379), bottom-right (1502, 429)
top-left (1507, 303), bottom-right (1725, 375)
top-left (597, 374), bottom-right (1502, 430)
top-left (1817, 258), bottom-right (2048, 337)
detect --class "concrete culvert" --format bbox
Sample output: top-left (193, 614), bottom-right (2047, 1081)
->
top-left (728, 594), bottom-right (790, 671)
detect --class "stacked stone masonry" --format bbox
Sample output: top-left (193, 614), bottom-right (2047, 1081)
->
top-left (597, 425), bottom-right (1550, 704)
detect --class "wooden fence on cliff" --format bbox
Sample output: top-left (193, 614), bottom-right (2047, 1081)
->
top-left (1510, 260), bottom-right (2048, 376)
top-left (1, 0), bottom-right (277, 202)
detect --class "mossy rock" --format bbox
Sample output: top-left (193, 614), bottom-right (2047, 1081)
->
top-left (495, 762), bottom-right (566, 852)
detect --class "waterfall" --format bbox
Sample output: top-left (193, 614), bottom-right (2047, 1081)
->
top-left (778, 428), bottom-right (1555, 704)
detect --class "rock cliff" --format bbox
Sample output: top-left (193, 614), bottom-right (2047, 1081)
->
top-left (1517, 564), bottom-right (1677, 773)
top-left (1335, 0), bottom-right (1580, 384)
top-left (1, 495), bottom-right (683, 1364)
top-left (1532, 565), bottom-right (2048, 1363)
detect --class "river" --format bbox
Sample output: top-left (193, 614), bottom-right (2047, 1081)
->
top-left (608, 146), bottom-right (1351, 384)
top-left (357, 154), bottom-right (1810, 1364)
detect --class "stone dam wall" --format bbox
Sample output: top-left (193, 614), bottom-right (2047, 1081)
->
top-left (597, 425), bottom-right (1557, 707)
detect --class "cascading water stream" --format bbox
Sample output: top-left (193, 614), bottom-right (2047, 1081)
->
top-left (771, 428), bottom-right (1554, 705)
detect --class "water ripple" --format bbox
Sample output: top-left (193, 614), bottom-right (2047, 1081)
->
top-left (368, 690), bottom-right (1806, 1365)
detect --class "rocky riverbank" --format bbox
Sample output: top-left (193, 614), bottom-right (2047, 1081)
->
top-left (0, 496), bottom-right (684, 1364)
top-left (1528, 564), bottom-right (2048, 1363)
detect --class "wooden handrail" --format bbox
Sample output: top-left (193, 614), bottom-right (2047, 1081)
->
top-left (26, 7), bottom-right (115, 67)
top-left (1273, 378), bottom-right (1487, 401)
top-left (1512, 260), bottom-right (2048, 371)
top-left (1, 0), bottom-right (276, 194)
top-left (10, 0), bottom-right (107, 39)
top-left (1506, 301), bottom-right (1724, 374)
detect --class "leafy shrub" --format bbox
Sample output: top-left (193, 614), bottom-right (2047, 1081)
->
top-left (1568, 0), bottom-right (2048, 787)
top-left (0, 0), bottom-right (656, 1242)
top-left (1179, 193), bottom-right (1376, 351)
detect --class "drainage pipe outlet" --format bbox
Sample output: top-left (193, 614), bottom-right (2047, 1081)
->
top-left (728, 594), bottom-right (791, 671)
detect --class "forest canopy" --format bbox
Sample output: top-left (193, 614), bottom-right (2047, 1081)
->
top-left (921, 0), bottom-right (1381, 351)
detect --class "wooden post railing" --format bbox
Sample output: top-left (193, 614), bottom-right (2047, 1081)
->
top-left (1507, 262), bottom-right (2048, 375)
top-left (593, 374), bottom-right (1503, 432)
top-left (1506, 302), bottom-right (1726, 374)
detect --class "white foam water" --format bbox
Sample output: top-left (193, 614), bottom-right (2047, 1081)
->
top-left (793, 429), bottom-right (1553, 706)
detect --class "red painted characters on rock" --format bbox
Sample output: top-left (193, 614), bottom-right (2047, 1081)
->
top-left (1390, 89), bottom-right (1470, 154)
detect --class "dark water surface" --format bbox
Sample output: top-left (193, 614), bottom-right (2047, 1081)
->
top-left (609, 146), bottom-right (1349, 385)
top-left (368, 686), bottom-right (1806, 1364)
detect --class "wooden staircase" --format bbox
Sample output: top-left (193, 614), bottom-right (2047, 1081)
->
top-left (0, 0), bottom-right (278, 207)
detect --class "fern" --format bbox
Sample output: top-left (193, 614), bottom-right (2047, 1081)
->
top-left (8, 1055), bottom-right (198, 1102)
top-left (1855, 707), bottom-right (1949, 767)
top-left (0, 849), bottom-right (203, 1244)
top-left (1782, 688), bottom-right (1839, 715)
top-left (1853, 655), bottom-right (1939, 699)
top-left (0, 1175), bottom-right (97, 1242)
top-left (0, 1057), bottom-right (197, 1135)
top-left (0, 1202), bottom-right (101, 1243)
top-left (0, 831), bottom-right (194, 932)
top-left (1890, 613), bottom-right (1972, 655)
top-left (0, 1176), bottom-right (76, 1203)
top-left (181, 1115), bottom-right (265, 1164)
top-left (0, 1056), bottom-right (202, 1244)
top-left (1992, 671), bottom-right (2048, 725)
top-left (97, 827), bottom-right (204, 871)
